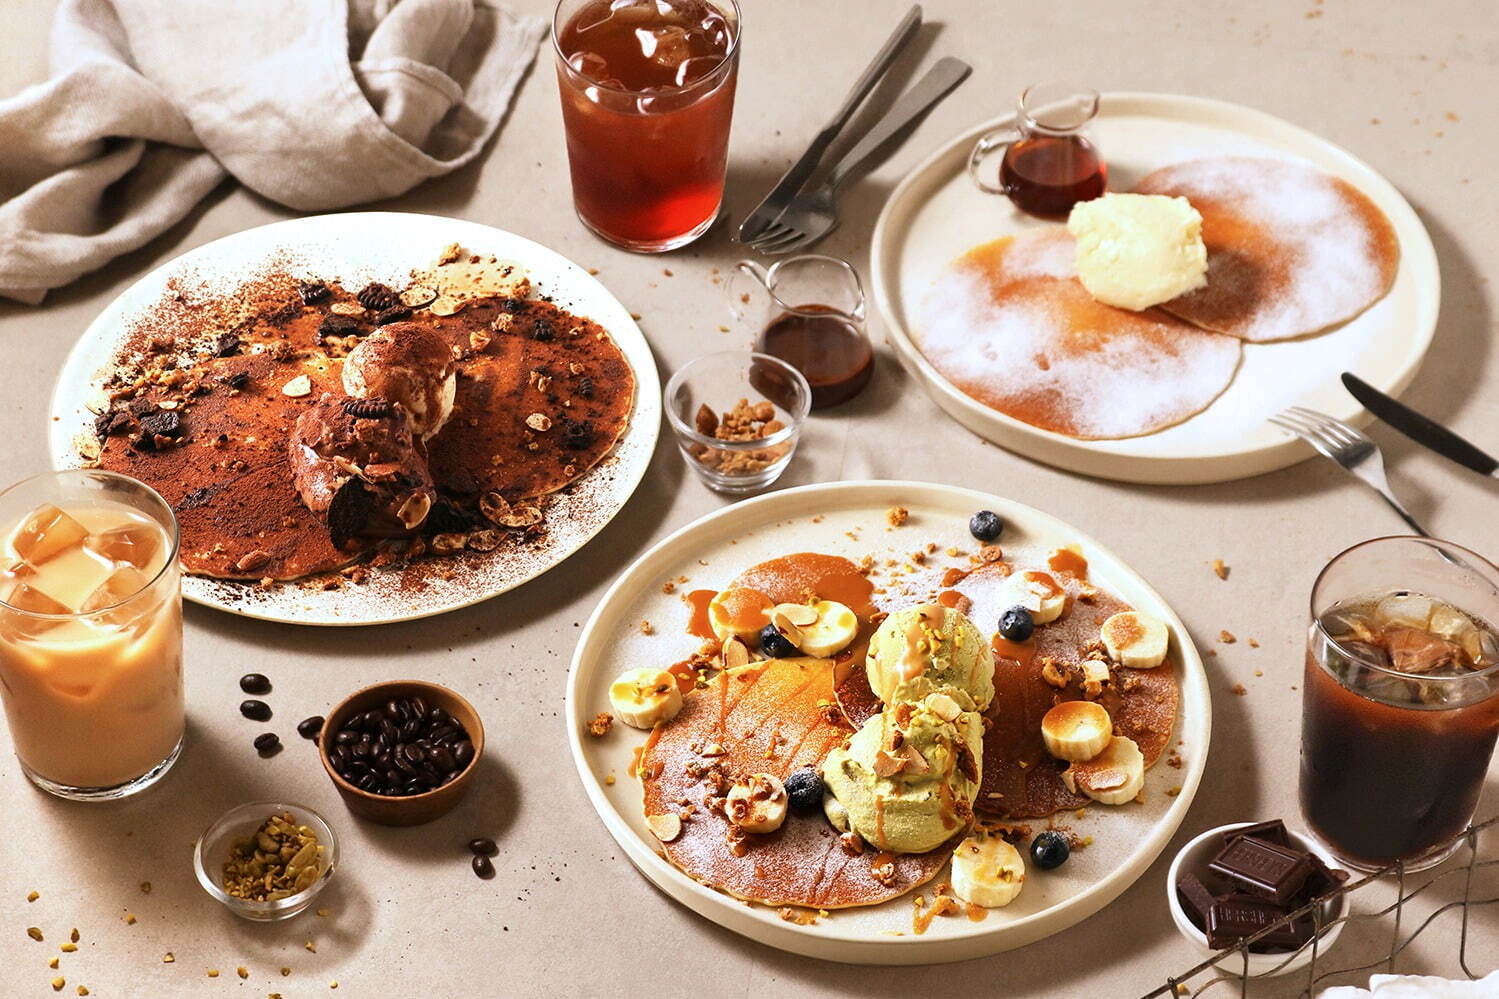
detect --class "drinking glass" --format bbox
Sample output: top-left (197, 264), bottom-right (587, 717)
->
top-left (553, 0), bottom-right (741, 252)
top-left (1300, 536), bottom-right (1499, 872)
top-left (968, 81), bottom-right (1106, 217)
top-left (0, 469), bottom-right (184, 800)
top-left (726, 254), bottom-right (873, 409)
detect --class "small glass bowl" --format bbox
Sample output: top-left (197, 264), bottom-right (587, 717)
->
top-left (193, 802), bottom-right (338, 921)
top-left (664, 350), bottom-right (811, 494)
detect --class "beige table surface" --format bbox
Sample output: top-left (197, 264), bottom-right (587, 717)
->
top-left (2, 0), bottom-right (1497, 996)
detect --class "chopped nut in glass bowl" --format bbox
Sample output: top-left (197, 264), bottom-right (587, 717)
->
top-left (663, 351), bottom-right (811, 494)
top-left (193, 802), bottom-right (338, 921)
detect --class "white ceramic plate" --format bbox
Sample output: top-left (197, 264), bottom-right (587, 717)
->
top-left (48, 213), bottom-right (660, 626)
top-left (566, 480), bottom-right (1210, 964)
top-left (870, 93), bottom-right (1440, 485)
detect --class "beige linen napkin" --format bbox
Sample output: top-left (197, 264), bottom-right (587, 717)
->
top-left (0, 0), bottom-right (546, 305)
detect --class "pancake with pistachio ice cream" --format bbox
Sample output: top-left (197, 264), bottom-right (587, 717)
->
top-left (638, 657), bottom-right (956, 909)
top-left (822, 604), bottom-right (996, 854)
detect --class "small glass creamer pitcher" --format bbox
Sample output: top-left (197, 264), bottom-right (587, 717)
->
top-left (725, 254), bottom-right (874, 409)
top-left (968, 81), bottom-right (1106, 217)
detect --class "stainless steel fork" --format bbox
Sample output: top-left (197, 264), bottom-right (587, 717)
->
top-left (1270, 406), bottom-right (1431, 536)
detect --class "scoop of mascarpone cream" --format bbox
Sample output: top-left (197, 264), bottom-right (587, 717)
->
top-left (1067, 192), bottom-right (1208, 311)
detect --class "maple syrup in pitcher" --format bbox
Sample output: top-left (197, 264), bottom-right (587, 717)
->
top-left (729, 255), bottom-right (874, 410)
top-left (970, 82), bottom-right (1107, 218)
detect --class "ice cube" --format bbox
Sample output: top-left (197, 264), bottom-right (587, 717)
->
top-left (675, 54), bottom-right (721, 86)
top-left (1385, 627), bottom-right (1459, 675)
top-left (1375, 593), bottom-right (1434, 631)
top-left (79, 566), bottom-right (149, 612)
top-left (84, 523), bottom-right (160, 570)
top-left (1462, 628), bottom-right (1498, 669)
top-left (1322, 608), bottom-right (1375, 643)
top-left (568, 50), bottom-right (611, 79)
top-left (638, 25), bottom-right (692, 67)
top-left (5, 581), bottom-right (74, 616)
top-left (11, 505), bottom-right (88, 565)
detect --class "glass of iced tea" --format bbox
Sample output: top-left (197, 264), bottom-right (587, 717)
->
top-left (0, 469), bottom-right (184, 800)
top-left (553, 0), bottom-right (740, 252)
top-left (1301, 536), bottom-right (1499, 872)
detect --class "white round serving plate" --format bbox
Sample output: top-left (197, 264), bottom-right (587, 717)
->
top-left (566, 480), bottom-right (1210, 964)
top-left (870, 92), bottom-right (1440, 485)
top-left (48, 213), bottom-right (661, 626)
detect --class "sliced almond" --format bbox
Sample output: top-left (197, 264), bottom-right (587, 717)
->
top-left (330, 302), bottom-right (365, 316)
top-left (399, 285), bottom-right (438, 307)
top-left (873, 748), bottom-right (906, 777)
top-left (429, 296), bottom-right (464, 317)
top-left (525, 413), bottom-right (552, 432)
top-left (647, 814), bottom-right (682, 843)
top-left (281, 375), bottom-right (312, 398)
top-left (770, 613), bottom-right (804, 648)
top-left (926, 692), bottom-right (962, 722)
top-left (775, 602), bottom-right (819, 627)
top-left (722, 637), bottom-right (750, 669)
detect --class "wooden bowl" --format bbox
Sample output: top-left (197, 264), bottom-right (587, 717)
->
top-left (318, 680), bottom-right (484, 826)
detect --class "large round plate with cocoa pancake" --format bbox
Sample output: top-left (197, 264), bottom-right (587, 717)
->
top-left (47, 213), bottom-right (659, 625)
top-left (566, 480), bottom-right (1210, 963)
top-left (871, 93), bottom-right (1439, 485)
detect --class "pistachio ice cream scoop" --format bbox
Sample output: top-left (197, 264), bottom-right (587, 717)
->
top-left (822, 604), bottom-right (996, 854)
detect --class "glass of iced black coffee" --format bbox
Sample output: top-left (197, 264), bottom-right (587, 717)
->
top-left (1301, 536), bottom-right (1499, 872)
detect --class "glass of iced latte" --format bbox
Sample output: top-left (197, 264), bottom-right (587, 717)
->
top-left (0, 470), bottom-right (183, 800)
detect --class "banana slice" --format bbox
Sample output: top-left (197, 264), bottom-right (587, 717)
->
top-left (1062, 735), bottom-right (1145, 805)
top-left (607, 667), bottom-right (684, 730)
top-left (726, 773), bottom-right (788, 834)
top-left (1101, 611), bottom-right (1170, 669)
top-left (794, 600), bottom-right (859, 658)
top-left (708, 587), bottom-right (773, 644)
top-left (1004, 570), bottom-right (1067, 625)
top-left (951, 832), bottom-right (1026, 908)
top-left (1040, 701), bottom-right (1113, 761)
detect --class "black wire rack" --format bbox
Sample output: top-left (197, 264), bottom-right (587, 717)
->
top-left (1139, 815), bottom-right (1498, 998)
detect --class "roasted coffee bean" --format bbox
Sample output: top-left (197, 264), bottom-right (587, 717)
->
top-left (239, 673), bottom-right (272, 695)
top-left (326, 695), bottom-right (474, 797)
top-left (472, 855), bottom-right (495, 879)
top-left (297, 716), bottom-right (324, 740)
top-left (253, 733), bottom-right (282, 757)
top-left (240, 699), bottom-right (272, 722)
top-left (469, 838), bottom-right (497, 857)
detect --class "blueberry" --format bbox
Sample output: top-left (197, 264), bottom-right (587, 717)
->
top-left (969, 510), bottom-right (1004, 542)
top-left (1031, 830), bottom-right (1070, 870)
top-left (998, 605), bottom-right (1035, 642)
top-left (785, 769), bottom-right (824, 813)
top-left (758, 623), bottom-right (798, 658)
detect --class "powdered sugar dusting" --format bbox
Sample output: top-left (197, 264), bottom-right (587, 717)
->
top-left (913, 230), bottom-right (1242, 440)
top-left (1134, 156), bottom-right (1399, 342)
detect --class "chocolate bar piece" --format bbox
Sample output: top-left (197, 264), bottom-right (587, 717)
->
top-left (1223, 819), bottom-right (1292, 849)
top-left (1205, 894), bottom-right (1306, 951)
top-left (1176, 872), bottom-right (1218, 929)
top-left (1209, 835), bottom-right (1314, 905)
top-left (1302, 852), bottom-right (1350, 901)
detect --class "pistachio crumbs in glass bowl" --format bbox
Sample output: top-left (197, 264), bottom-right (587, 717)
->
top-left (193, 802), bottom-right (338, 921)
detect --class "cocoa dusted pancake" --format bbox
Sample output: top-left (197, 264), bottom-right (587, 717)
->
top-left (94, 269), bottom-right (634, 581)
top-left (866, 558), bottom-right (1179, 819)
top-left (913, 229), bottom-right (1241, 439)
top-left (639, 658), bottom-right (956, 909)
top-left (1133, 157), bottom-right (1399, 342)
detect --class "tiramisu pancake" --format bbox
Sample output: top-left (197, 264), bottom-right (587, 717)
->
top-left (88, 248), bottom-right (635, 582)
top-left (1133, 156), bottom-right (1400, 342)
top-left (639, 657), bottom-right (956, 909)
top-left (913, 229), bottom-right (1241, 439)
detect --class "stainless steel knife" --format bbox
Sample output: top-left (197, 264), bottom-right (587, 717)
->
top-left (1342, 372), bottom-right (1498, 478)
